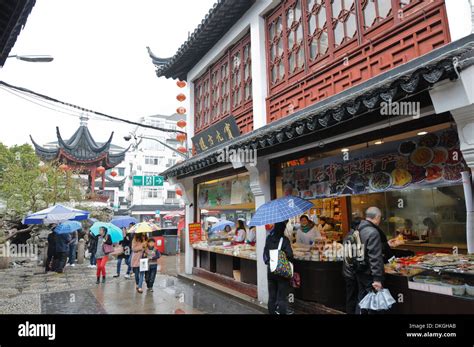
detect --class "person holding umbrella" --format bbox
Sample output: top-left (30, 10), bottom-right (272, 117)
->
top-left (114, 227), bottom-right (133, 279)
top-left (131, 233), bottom-right (148, 293)
top-left (94, 226), bottom-right (113, 284)
top-left (264, 221), bottom-right (294, 315)
top-left (53, 231), bottom-right (71, 273)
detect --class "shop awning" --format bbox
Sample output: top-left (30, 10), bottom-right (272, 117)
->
top-left (161, 34), bottom-right (474, 181)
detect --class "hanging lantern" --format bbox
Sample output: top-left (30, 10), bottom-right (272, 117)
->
top-left (176, 133), bottom-right (187, 143)
top-left (96, 166), bottom-right (106, 175)
top-left (177, 146), bottom-right (187, 154)
top-left (177, 80), bottom-right (187, 88)
top-left (176, 93), bottom-right (186, 102)
top-left (177, 120), bottom-right (187, 128)
top-left (177, 107), bottom-right (186, 115)
top-left (110, 171), bottom-right (117, 177)
top-left (176, 188), bottom-right (183, 197)
top-left (59, 164), bottom-right (69, 172)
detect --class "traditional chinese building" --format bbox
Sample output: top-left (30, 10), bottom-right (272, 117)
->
top-left (30, 117), bottom-right (129, 200)
top-left (150, 0), bottom-right (474, 313)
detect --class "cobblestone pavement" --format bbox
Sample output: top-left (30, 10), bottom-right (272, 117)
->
top-left (0, 256), bottom-right (262, 314)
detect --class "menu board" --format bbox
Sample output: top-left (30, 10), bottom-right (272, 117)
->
top-left (281, 129), bottom-right (468, 199)
top-left (189, 223), bottom-right (203, 244)
top-left (199, 176), bottom-right (254, 208)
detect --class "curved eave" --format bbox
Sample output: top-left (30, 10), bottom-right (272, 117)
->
top-left (161, 35), bottom-right (474, 180)
top-left (29, 135), bottom-right (59, 160)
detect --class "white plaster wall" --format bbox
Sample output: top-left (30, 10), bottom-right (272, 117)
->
top-left (445, 0), bottom-right (473, 41)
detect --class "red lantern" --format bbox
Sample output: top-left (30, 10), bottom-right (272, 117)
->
top-left (176, 133), bottom-right (186, 143)
top-left (177, 80), bottom-right (187, 88)
top-left (176, 188), bottom-right (183, 196)
top-left (59, 164), bottom-right (69, 171)
top-left (177, 146), bottom-right (187, 154)
top-left (110, 171), bottom-right (117, 177)
top-left (177, 120), bottom-right (187, 128)
top-left (177, 107), bottom-right (186, 115)
top-left (176, 93), bottom-right (186, 102)
top-left (96, 166), bottom-right (105, 175)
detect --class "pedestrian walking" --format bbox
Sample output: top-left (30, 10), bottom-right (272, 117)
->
top-left (144, 238), bottom-right (161, 292)
top-left (53, 232), bottom-right (71, 273)
top-left (67, 230), bottom-right (78, 267)
top-left (342, 217), bottom-right (362, 314)
top-left (114, 227), bottom-right (132, 279)
top-left (94, 226), bottom-right (112, 284)
top-left (87, 230), bottom-right (98, 268)
top-left (263, 220), bottom-right (294, 315)
top-left (131, 233), bottom-right (147, 293)
top-left (45, 228), bottom-right (56, 273)
top-left (355, 207), bottom-right (394, 314)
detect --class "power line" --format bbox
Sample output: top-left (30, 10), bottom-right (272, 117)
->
top-left (0, 80), bottom-right (186, 134)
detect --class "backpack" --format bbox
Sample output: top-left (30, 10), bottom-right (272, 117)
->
top-left (343, 225), bottom-right (368, 272)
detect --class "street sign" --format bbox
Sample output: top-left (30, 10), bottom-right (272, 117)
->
top-left (133, 175), bottom-right (164, 187)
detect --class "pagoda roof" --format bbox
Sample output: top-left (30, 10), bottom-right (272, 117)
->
top-left (148, 0), bottom-right (254, 81)
top-left (30, 125), bottom-right (129, 168)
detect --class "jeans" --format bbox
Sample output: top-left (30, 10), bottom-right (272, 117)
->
top-left (96, 257), bottom-right (108, 278)
top-left (53, 252), bottom-right (67, 273)
top-left (267, 276), bottom-right (290, 315)
top-left (90, 252), bottom-right (96, 266)
top-left (133, 267), bottom-right (145, 289)
top-left (68, 243), bottom-right (77, 265)
top-left (116, 255), bottom-right (131, 275)
top-left (145, 264), bottom-right (158, 289)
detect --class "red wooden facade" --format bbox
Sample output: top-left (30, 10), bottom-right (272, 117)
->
top-left (194, 32), bottom-right (253, 135)
top-left (265, 0), bottom-right (451, 123)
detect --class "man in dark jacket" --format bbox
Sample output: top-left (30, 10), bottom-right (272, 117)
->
top-left (342, 217), bottom-right (362, 314)
top-left (87, 231), bottom-right (98, 268)
top-left (263, 221), bottom-right (294, 315)
top-left (356, 207), bottom-right (394, 313)
top-left (45, 229), bottom-right (56, 273)
top-left (53, 232), bottom-right (71, 273)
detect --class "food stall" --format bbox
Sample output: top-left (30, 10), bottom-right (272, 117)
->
top-left (271, 124), bottom-right (472, 312)
top-left (192, 172), bottom-right (258, 294)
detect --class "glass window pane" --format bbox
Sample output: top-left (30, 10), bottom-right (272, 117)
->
top-left (378, 0), bottom-right (392, 18)
top-left (346, 13), bottom-right (357, 37)
top-left (364, 0), bottom-right (377, 27)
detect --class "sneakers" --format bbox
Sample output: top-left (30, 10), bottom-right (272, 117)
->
top-left (70, 264), bottom-right (75, 267)
top-left (96, 277), bottom-right (100, 284)
top-left (113, 274), bottom-right (120, 278)
top-left (148, 288), bottom-right (154, 292)
top-left (124, 274), bottom-right (130, 279)
top-left (102, 277), bottom-right (106, 283)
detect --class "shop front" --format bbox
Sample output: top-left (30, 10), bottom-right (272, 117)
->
top-left (190, 169), bottom-right (259, 297)
top-left (271, 122), bottom-right (474, 313)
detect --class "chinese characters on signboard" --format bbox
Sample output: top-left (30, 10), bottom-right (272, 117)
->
top-left (192, 116), bottom-right (241, 153)
top-left (188, 223), bottom-right (203, 244)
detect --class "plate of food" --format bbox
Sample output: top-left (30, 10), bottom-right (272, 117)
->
top-left (346, 173), bottom-right (369, 194)
top-left (407, 163), bottom-right (426, 183)
top-left (443, 163), bottom-right (463, 182)
top-left (410, 146), bottom-right (434, 167)
top-left (369, 172), bottom-right (392, 191)
top-left (391, 168), bottom-right (412, 188)
top-left (399, 140), bottom-right (417, 156)
top-left (418, 133), bottom-right (439, 147)
top-left (439, 129), bottom-right (459, 149)
top-left (425, 165), bottom-right (444, 183)
top-left (431, 147), bottom-right (448, 164)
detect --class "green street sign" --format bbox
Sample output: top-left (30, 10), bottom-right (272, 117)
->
top-left (133, 175), bottom-right (164, 187)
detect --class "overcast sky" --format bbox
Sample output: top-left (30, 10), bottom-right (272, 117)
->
top-left (0, 0), bottom-right (215, 148)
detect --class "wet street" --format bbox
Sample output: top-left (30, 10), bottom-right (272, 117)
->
top-left (0, 255), bottom-right (263, 315)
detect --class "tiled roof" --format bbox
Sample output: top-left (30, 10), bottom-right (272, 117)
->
top-left (148, 0), bottom-right (254, 81)
top-left (0, 0), bottom-right (36, 66)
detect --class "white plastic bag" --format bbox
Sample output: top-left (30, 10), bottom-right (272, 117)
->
top-left (269, 238), bottom-right (283, 272)
top-left (359, 288), bottom-right (396, 311)
top-left (139, 258), bottom-right (149, 272)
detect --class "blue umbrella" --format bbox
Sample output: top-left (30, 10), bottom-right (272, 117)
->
top-left (88, 218), bottom-right (98, 223)
top-left (23, 204), bottom-right (89, 225)
top-left (111, 216), bottom-right (138, 228)
top-left (210, 220), bottom-right (235, 233)
top-left (55, 221), bottom-right (82, 234)
top-left (90, 222), bottom-right (124, 243)
top-left (248, 196), bottom-right (314, 227)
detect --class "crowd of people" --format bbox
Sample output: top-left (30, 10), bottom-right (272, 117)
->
top-left (45, 222), bottom-right (162, 294)
top-left (263, 206), bottom-right (403, 315)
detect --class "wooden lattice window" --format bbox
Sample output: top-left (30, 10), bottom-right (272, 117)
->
top-left (362, 0), bottom-right (393, 29)
top-left (286, 0), bottom-right (305, 75)
top-left (210, 66), bottom-right (221, 122)
top-left (307, 0), bottom-right (329, 60)
top-left (231, 51), bottom-right (242, 108)
top-left (269, 15), bottom-right (285, 85)
top-left (220, 61), bottom-right (230, 115)
top-left (331, 0), bottom-right (358, 47)
top-left (243, 42), bottom-right (252, 102)
top-left (195, 82), bottom-right (203, 129)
